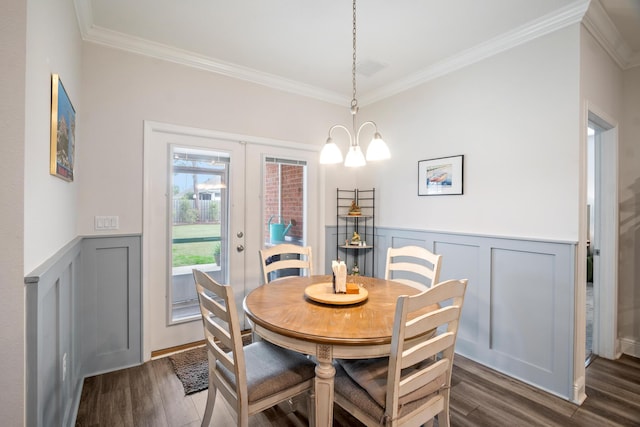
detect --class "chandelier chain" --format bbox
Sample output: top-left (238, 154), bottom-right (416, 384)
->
top-left (319, 0), bottom-right (389, 167)
top-left (351, 0), bottom-right (357, 109)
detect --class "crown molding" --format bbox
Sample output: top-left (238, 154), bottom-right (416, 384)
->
top-left (361, 0), bottom-right (591, 105)
top-left (87, 25), bottom-right (349, 105)
top-left (75, 0), bottom-right (604, 107)
top-left (73, 2), bottom-right (348, 105)
top-left (582, 0), bottom-right (635, 70)
top-left (74, 0), bottom-right (93, 38)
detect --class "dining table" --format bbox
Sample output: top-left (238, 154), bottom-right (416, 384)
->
top-left (243, 274), bottom-right (438, 427)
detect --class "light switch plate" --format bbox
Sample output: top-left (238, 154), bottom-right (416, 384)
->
top-left (95, 215), bottom-right (119, 230)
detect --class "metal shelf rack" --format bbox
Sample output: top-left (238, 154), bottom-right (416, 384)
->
top-left (336, 188), bottom-right (375, 276)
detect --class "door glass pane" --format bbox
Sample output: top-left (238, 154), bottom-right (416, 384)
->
top-left (262, 157), bottom-right (307, 281)
top-left (170, 146), bottom-right (229, 323)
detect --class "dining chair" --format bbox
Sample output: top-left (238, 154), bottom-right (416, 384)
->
top-left (385, 245), bottom-right (442, 290)
top-left (192, 269), bottom-right (316, 427)
top-left (259, 243), bottom-right (313, 284)
top-left (334, 278), bottom-right (468, 427)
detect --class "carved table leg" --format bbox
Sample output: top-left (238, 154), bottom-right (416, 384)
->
top-left (314, 344), bottom-right (335, 427)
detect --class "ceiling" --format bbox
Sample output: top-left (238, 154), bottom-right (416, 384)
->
top-left (75, 0), bottom-right (640, 105)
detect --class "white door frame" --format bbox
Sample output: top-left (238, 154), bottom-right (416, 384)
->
top-left (574, 103), bottom-right (619, 403)
top-left (143, 122), bottom-right (246, 358)
top-left (588, 109), bottom-right (619, 359)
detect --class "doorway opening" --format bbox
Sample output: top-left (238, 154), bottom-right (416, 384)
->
top-left (585, 110), bottom-right (619, 365)
top-left (586, 124), bottom-right (597, 365)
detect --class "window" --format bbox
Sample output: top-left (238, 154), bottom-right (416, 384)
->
top-left (263, 157), bottom-right (307, 247)
top-left (170, 147), bottom-right (229, 322)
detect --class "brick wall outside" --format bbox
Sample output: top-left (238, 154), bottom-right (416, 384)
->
top-left (264, 163), bottom-right (304, 244)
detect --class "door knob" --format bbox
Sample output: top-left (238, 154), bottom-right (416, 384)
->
top-left (237, 244), bottom-right (245, 252)
top-left (237, 231), bottom-right (244, 238)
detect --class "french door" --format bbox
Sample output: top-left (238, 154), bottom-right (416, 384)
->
top-left (143, 121), bottom-right (319, 359)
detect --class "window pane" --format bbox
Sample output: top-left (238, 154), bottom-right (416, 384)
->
top-left (170, 147), bottom-right (229, 323)
top-left (263, 159), bottom-right (306, 247)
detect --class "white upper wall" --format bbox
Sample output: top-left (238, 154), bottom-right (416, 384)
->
top-left (581, 27), bottom-right (623, 120)
top-left (24, 0), bottom-right (82, 273)
top-left (1, 0), bottom-right (27, 423)
top-left (340, 25), bottom-right (581, 242)
top-left (618, 66), bottom-right (640, 348)
top-left (77, 44), bottom-right (346, 236)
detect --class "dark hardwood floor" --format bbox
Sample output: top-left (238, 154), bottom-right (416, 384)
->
top-left (75, 353), bottom-right (640, 426)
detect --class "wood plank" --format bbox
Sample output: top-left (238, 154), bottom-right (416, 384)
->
top-left (97, 387), bottom-right (134, 426)
top-left (129, 362), bottom-right (169, 427)
top-left (152, 357), bottom-right (200, 426)
top-left (450, 363), bottom-right (582, 426)
top-left (453, 355), bottom-right (579, 417)
top-left (99, 367), bottom-right (129, 394)
top-left (578, 384), bottom-right (640, 426)
top-left (75, 375), bottom-right (101, 426)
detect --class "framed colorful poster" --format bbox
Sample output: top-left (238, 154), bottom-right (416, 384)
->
top-left (418, 155), bottom-right (463, 196)
top-left (50, 74), bottom-right (76, 181)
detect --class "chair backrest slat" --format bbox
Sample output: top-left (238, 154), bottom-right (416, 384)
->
top-left (259, 243), bottom-right (313, 284)
top-left (405, 306), bottom-right (460, 339)
top-left (200, 320), bottom-right (235, 364)
top-left (385, 245), bottom-right (443, 290)
top-left (402, 333), bottom-right (456, 369)
top-left (398, 358), bottom-right (449, 398)
top-left (196, 284), bottom-right (229, 321)
top-left (405, 279), bottom-right (466, 311)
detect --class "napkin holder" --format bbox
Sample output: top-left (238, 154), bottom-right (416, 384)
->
top-left (332, 260), bottom-right (347, 293)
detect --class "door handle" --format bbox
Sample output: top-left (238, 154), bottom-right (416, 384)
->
top-left (237, 244), bottom-right (245, 252)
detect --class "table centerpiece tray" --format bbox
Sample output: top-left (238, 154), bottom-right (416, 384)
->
top-left (304, 282), bottom-right (368, 305)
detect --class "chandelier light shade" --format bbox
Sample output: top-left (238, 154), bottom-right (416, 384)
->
top-left (319, 0), bottom-right (390, 167)
top-left (366, 132), bottom-right (391, 161)
top-left (319, 136), bottom-right (343, 164)
top-left (344, 145), bottom-right (366, 167)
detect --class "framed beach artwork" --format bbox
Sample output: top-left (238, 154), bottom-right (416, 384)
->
top-left (50, 74), bottom-right (76, 181)
top-left (418, 155), bottom-right (463, 196)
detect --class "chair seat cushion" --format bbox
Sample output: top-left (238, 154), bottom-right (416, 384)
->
top-left (337, 357), bottom-right (445, 408)
top-left (334, 362), bottom-right (385, 421)
top-left (334, 362), bottom-right (443, 423)
top-left (217, 341), bottom-right (315, 403)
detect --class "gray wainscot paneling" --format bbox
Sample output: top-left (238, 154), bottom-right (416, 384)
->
top-left (25, 235), bottom-right (141, 427)
top-left (326, 226), bottom-right (577, 400)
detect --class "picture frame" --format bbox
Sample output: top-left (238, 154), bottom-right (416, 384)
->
top-left (50, 74), bottom-right (76, 181)
top-left (418, 155), bottom-right (464, 196)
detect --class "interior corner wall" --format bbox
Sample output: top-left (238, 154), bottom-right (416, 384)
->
top-left (357, 25), bottom-right (581, 242)
top-left (0, 0), bottom-right (27, 424)
top-left (24, 0), bottom-right (82, 274)
top-left (580, 27), bottom-right (623, 119)
top-left (619, 66), bottom-right (640, 356)
top-left (77, 43), bottom-right (346, 238)
top-left (579, 26), bottom-right (639, 357)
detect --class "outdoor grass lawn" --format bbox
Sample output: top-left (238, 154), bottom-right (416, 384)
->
top-left (172, 224), bottom-right (221, 267)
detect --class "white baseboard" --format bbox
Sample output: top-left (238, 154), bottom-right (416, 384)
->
top-left (620, 337), bottom-right (640, 358)
top-left (572, 375), bottom-right (587, 405)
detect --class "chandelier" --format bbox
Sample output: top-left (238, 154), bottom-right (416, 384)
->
top-left (319, 0), bottom-right (390, 167)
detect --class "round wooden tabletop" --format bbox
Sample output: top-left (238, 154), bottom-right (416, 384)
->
top-left (243, 275), bottom-right (433, 346)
